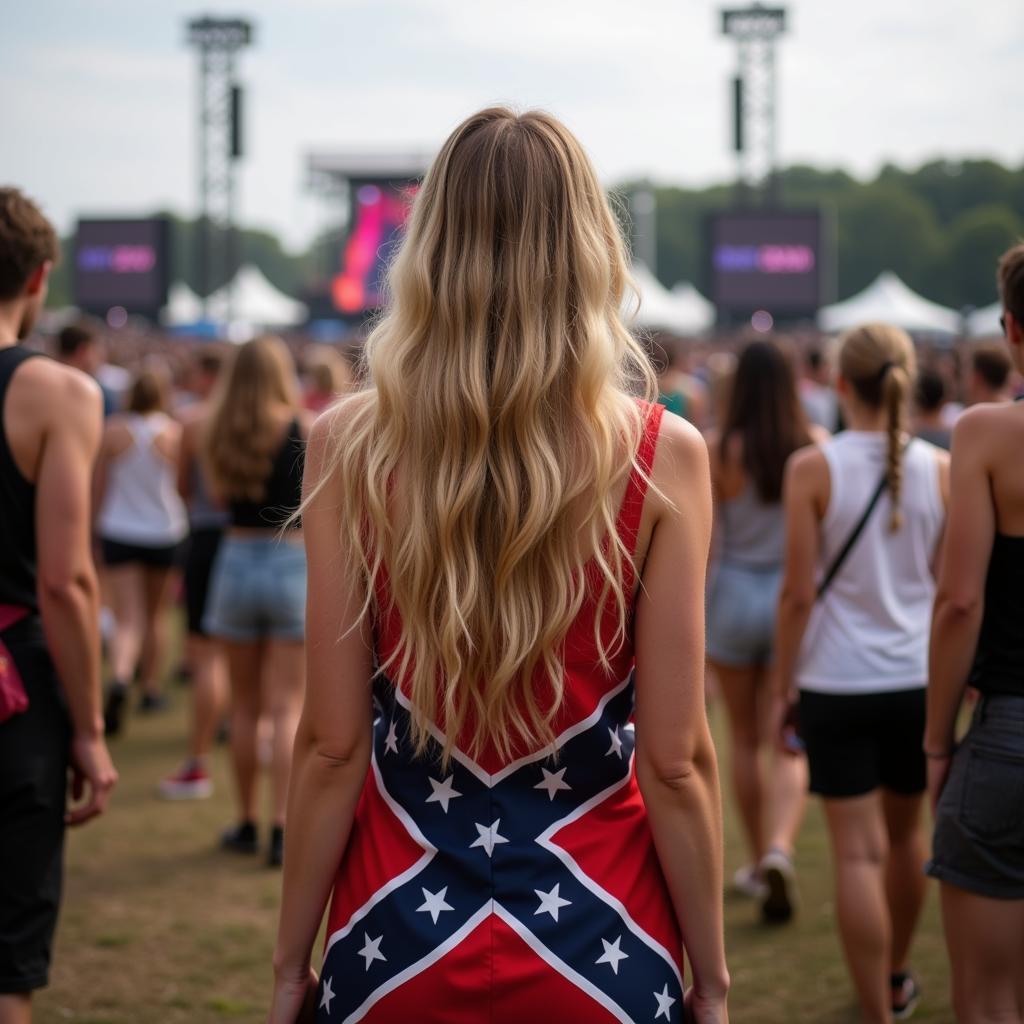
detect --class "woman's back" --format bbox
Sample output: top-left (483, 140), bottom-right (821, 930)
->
top-left (317, 403), bottom-right (687, 1023)
top-left (798, 431), bottom-right (945, 693)
top-left (98, 412), bottom-right (187, 545)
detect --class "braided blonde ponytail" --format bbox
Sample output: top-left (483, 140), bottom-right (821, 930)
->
top-left (838, 323), bottom-right (917, 533)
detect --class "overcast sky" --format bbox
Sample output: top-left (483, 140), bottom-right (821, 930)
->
top-left (3, 0), bottom-right (1022, 250)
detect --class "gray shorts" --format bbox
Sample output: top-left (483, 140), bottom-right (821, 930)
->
top-left (927, 693), bottom-right (1024, 900)
top-left (706, 561), bottom-right (782, 668)
top-left (203, 535), bottom-right (307, 643)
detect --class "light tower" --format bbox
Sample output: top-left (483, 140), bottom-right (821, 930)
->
top-left (186, 15), bottom-right (253, 317)
top-left (720, 4), bottom-right (787, 206)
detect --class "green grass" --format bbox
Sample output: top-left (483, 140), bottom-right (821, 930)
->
top-left (36, 680), bottom-right (955, 1023)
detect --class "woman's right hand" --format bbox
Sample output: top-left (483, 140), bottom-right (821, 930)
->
top-left (684, 985), bottom-right (729, 1024)
top-left (268, 965), bottom-right (319, 1024)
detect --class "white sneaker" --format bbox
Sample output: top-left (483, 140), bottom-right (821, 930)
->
top-left (731, 863), bottom-right (768, 900)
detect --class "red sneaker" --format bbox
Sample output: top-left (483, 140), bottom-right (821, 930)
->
top-left (158, 763), bottom-right (213, 800)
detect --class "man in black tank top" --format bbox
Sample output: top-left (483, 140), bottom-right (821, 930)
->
top-left (0, 188), bottom-right (117, 1021)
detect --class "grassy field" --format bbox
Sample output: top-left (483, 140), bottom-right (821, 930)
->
top-left (36, 680), bottom-right (956, 1024)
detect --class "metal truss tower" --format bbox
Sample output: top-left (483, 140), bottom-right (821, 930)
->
top-left (186, 16), bottom-right (253, 317)
top-left (721, 5), bottom-right (787, 205)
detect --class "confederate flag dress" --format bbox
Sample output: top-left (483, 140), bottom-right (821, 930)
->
top-left (316, 401), bottom-right (684, 1023)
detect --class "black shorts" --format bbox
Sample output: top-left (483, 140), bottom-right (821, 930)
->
top-left (183, 528), bottom-right (224, 636)
top-left (101, 537), bottom-right (182, 569)
top-left (0, 618), bottom-right (70, 993)
top-left (799, 687), bottom-right (926, 798)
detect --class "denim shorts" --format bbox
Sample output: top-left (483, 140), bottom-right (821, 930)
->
top-left (706, 561), bottom-right (782, 668)
top-left (928, 693), bottom-right (1024, 899)
top-left (203, 535), bottom-right (306, 643)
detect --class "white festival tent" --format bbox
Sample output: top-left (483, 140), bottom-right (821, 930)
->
top-left (161, 281), bottom-right (204, 327)
top-left (206, 264), bottom-right (309, 329)
top-left (624, 262), bottom-right (714, 334)
top-left (818, 271), bottom-right (961, 335)
top-left (967, 300), bottom-right (1002, 338)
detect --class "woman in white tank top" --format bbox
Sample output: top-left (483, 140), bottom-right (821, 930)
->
top-left (774, 324), bottom-right (949, 1023)
top-left (95, 367), bottom-right (187, 734)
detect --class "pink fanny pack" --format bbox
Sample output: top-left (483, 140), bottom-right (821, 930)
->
top-left (0, 604), bottom-right (30, 723)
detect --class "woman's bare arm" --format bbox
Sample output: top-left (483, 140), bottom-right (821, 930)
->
top-left (270, 410), bottom-right (374, 1020)
top-left (633, 414), bottom-right (729, 1012)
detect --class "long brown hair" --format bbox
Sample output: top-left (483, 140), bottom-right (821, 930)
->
top-left (838, 323), bottom-right (916, 531)
top-left (303, 108), bottom-right (657, 762)
top-left (719, 339), bottom-right (812, 502)
top-left (203, 336), bottom-right (299, 502)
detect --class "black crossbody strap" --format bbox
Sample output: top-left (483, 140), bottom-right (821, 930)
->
top-left (816, 471), bottom-right (889, 600)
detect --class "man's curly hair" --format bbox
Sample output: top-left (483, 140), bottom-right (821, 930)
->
top-left (0, 187), bottom-right (59, 301)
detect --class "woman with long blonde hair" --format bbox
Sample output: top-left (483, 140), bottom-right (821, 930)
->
top-left (269, 109), bottom-right (728, 1024)
top-left (775, 324), bottom-right (949, 1022)
top-left (202, 336), bottom-right (311, 867)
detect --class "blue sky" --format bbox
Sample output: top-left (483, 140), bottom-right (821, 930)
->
top-left (3, 0), bottom-right (1022, 249)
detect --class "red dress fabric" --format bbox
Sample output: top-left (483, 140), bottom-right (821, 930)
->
top-left (318, 401), bottom-right (683, 1023)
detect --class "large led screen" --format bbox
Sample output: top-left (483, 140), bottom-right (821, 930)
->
top-left (74, 218), bottom-right (170, 314)
top-left (331, 180), bottom-right (418, 314)
top-left (706, 210), bottom-right (824, 316)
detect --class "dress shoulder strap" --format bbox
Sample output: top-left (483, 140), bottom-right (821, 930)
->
top-left (616, 399), bottom-right (665, 555)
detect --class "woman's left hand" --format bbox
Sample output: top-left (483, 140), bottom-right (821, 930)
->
top-left (268, 965), bottom-right (319, 1024)
top-left (927, 754), bottom-right (952, 815)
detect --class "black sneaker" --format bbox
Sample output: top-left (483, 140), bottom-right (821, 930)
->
top-left (221, 821), bottom-right (259, 854)
top-left (268, 826), bottom-right (284, 867)
top-left (138, 692), bottom-right (169, 714)
top-left (892, 972), bottom-right (920, 1020)
top-left (103, 682), bottom-right (128, 737)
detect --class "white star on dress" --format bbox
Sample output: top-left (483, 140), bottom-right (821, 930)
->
top-left (384, 721), bottom-right (399, 755)
top-left (319, 976), bottom-right (335, 1015)
top-left (425, 774), bottom-right (462, 813)
top-left (470, 819), bottom-right (508, 857)
top-left (534, 767), bottom-right (572, 801)
top-left (416, 885), bottom-right (454, 924)
top-left (654, 983), bottom-right (677, 1020)
top-left (533, 883), bottom-right (572, 922)
top-left (606, 726), bottom-right (624, 759)
top-left (358, 932), bottom-right (386, 971)
top-left (595, 935), bottom-right (629, 975)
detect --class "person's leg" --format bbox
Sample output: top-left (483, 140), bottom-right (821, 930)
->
top-left (224, 640), bottom-right (264, 826)
top-left (881, 790), bottom-right (926, 978)
top-left (0, 994), bottom-right (31, 1024)
top-left (942, 883), bottom-right (1024, 1024)
top-left (105, 563), bottom-right (145, 685)
top-left (263, 639), bottom-right (305, 829)
top-left (139, 564), bottom-right (178, 701)
top-left (823, 792), bottom-right (892, 1024)
top-left (764, 667), bottom-right (808, 857)
top-left (187, 634), bottom-right (227, 762)
top-left (710, 659), bottom-right (765, 865)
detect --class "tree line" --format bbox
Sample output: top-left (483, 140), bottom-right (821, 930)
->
top-left (47, 157), bottom-right (1024, 314)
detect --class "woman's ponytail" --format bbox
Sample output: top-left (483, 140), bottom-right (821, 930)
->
top-left (882, 365), bottom-right (909, 532)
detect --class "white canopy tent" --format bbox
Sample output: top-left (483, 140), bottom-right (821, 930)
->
top-left (624, 262), bottom-right (713, 335)
top-left (818, 271), bottom-right (961, 335)
top-left (161, 281), bottom-right (204, 327)
top-left (207, 265), bottom-right (308, 328)
top-left (967, 300), bottom-right (1002, 338)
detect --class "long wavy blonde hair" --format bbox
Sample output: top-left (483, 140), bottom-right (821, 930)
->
top-left (204, 335), bottom-right (299, 502)
top-left (315, 108), bottom-right (657, 760)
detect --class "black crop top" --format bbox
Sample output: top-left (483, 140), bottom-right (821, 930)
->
top-left (229, 418), bottom-right (304, 529)
top-left (969, 532), bottom-right (1024, 697)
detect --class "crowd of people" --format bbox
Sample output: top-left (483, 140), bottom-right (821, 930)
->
top-left (1, 105), bottom-right (1023, 1024)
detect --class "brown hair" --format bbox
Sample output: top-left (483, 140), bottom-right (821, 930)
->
top-left (839, 323), bottom-right (916, 531)
top-left (203, 335), bottom-right (299, 502)
top-left (57, 322), bottom-right (97, 357)
top-left (998, 242), bottom-right (1024, 323)
top-left (0, 188), bottom-right (60, 301)
top-left (972, 342), bottom-right (1012, 392)
top-left (720, 338), bottom-right (812, 502)
top-left (127, 368), bottom-right (170, 414)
